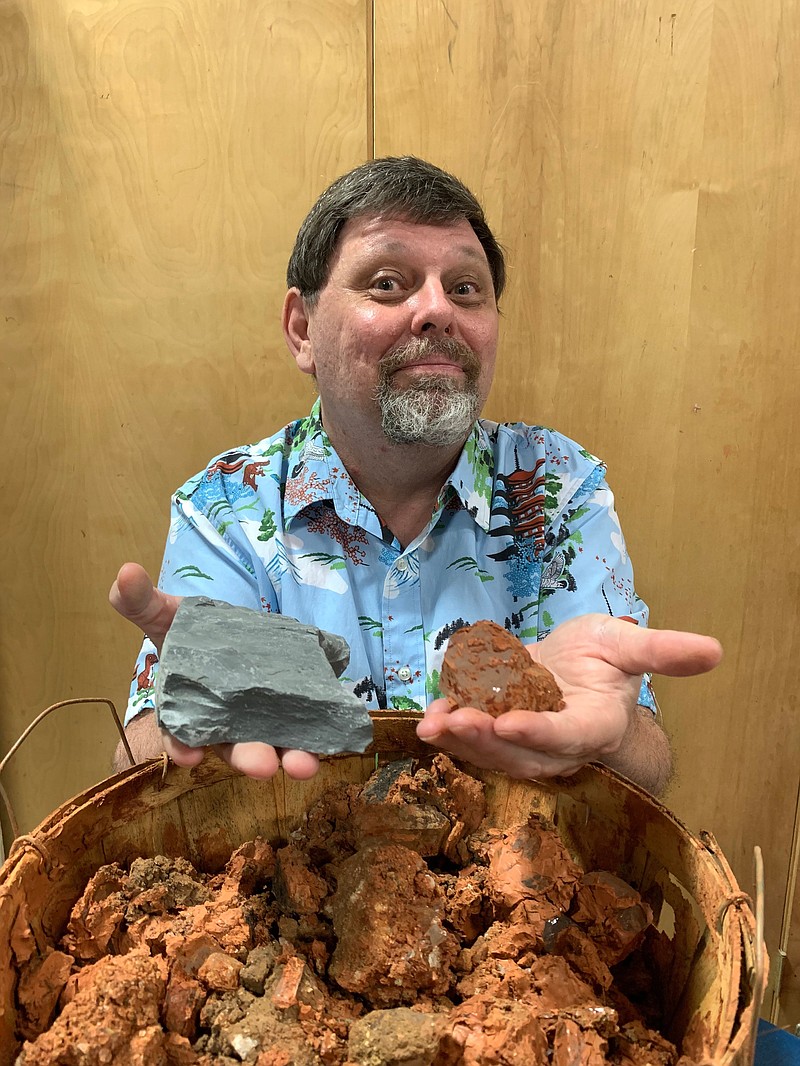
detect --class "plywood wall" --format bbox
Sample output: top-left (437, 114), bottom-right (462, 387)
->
top-left (2, 0), bottom-right (798, 1024)
top-left (0, 0), bottom-right (367, 827)
top-left (373, 0), bottom-right (800, 1023)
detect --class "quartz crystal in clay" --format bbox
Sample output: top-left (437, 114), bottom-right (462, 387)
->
top-left (440, 619), bottom-right (565, 716)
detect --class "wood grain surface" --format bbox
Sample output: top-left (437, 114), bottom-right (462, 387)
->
top-left (0, 0), bottom-right (367, 830)
top-left (372, 0), bottom-right (799, 1024)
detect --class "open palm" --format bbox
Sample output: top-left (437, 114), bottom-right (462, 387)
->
top-left (417, 614), bottom-right (722, 786)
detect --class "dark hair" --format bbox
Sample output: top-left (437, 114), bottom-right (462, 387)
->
top-left (286, 156), bottom-right (506, 304)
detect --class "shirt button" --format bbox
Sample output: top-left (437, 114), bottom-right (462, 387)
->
top-left (395, 558), bottom-right (408, 572)
top-left (397, 666), bottom-right (412, 682)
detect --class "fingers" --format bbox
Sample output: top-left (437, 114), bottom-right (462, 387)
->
top-left (593, 617), bottom-right (723, 677)
top-left (212, 742), bottom-right (320, 781)
top-left (536, 614), bottom-right (723, 679)
top-left (417, 706), bottom-right (588, 780)
top-left (162, 731), bottom-right (205, 768)
top-left (109, 562), bottom-right (155, 615)
top-left (109, 562), bottom-right (181, 654)
top-left (279, 749), bottom-right (321, 780)
top-left (215, 744), bottom-right (318, 780)
top-left (214, 742), bottom-right (282, 779)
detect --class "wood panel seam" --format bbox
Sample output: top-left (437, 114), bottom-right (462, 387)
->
top-left (366, 0), bottom-right (375, 158)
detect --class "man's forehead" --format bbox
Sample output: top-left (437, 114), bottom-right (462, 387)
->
top-left (336, 214), bottom-right (489, 263)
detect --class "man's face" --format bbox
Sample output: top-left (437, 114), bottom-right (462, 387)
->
top-left (286, 215), bottom-right (499, 448)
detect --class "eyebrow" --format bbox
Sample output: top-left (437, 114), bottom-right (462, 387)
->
top-left (372, 241), bottom-right (490, 266)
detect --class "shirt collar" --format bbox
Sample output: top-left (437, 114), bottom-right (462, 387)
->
top-left (436, 420), bottom-right (494, 532)
top-left (284, 401), bottom-right (380, 533)
top-left (284, 401), bottom-right (494, 535)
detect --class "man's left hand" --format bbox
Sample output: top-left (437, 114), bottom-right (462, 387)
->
top-left (416, 614), bottom-right (722, 793)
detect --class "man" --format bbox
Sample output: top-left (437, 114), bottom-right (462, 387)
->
top-left (111, 157), bottom-right (722, 794)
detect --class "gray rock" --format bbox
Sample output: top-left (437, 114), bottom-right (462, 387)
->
top-left (154, 597), bottom-right (373, 753)
top-left (240, 944), bottom-right (277, 995)
top-left (361, 759), bottom-right (415, 804)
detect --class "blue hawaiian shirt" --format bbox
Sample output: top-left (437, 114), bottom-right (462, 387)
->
top-left (125, 401), bottom-right (654, 724)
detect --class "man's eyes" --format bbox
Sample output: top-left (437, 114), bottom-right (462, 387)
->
top-left (372, 276), bottom-right (400, 292)
top-left (453, 281), bottom-right (479, 296)
top-left (368, 277), bottom-right (483, 297)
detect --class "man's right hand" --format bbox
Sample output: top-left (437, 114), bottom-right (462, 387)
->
top-left (109, 563), bottom-right (320, 781)
top-left (109, 562), bottom-right (181, 656)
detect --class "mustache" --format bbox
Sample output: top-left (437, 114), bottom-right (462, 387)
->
top-left (379, 337), bottom-right (481, 377)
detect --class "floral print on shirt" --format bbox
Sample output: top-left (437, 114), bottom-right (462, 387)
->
top-left (126, 401), bottom-right (654, 722)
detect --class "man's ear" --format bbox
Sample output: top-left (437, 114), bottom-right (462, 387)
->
top-left (282, 288), bottom-right (316, 375)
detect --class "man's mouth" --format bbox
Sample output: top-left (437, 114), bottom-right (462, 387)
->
top-left (380, 338), bottom-right (480, 381)
top-left (393, 359), bottom-right (465, 375)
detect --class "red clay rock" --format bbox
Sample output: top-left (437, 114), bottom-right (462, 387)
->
top-left (193, 898), bottom-right (256, 959)
top-left (552, 1016), bottom-right (608, 1065)
top-left (440, 619), bottom-right (565, 716)
top-left (443, 866), bottom-right (488, 941)
top-left (254, 1052), bottom-right (293, 1066)
top-left (16, 950), bottom-right (168, 1065)
top-left (273, 842), bottom-right (329, 916)
top-left (543, 917), bottom-right (614, 990)
top-left (484, 922), bottom-right (542, 966)
top-left (16, 948), bottom-right (74, 1039)
top-left (164, 1031), bottom-right (201, 1064)
top-left (15, 759), bottom-right (685, 1064)
top-left (164, 969), bottom-right (207, 1038)
top-left (486, 817), bottom-right (582, 915)
top-left (613, 1020), bottom-right (678, 1065)
top-left (61, 863), bottom-right (127, 962)
top-left (351, 800), bottom-right (451, 856)
top-left (198, 951), bottom-right (243, 992)
top-left (387, 756), bottom-right (487, 839)
top-left (528, 956), bottom-right (599, 1009)
top-left (168, 933), bottom-right (221, 977)
top-left (439, 992), bottom-right (549, 1064)
top-left (507, 894), bottom-right (563, 933)
top-left (295, 782), bottom-right (362, 863)
top-left (543, 1005), bottom-right (620, 1042)
top-left (211, 837), bottom-right (276, 901)
top-left (271, 954), bottom-right (326, 1011)
top-left (9, 901), bottom-right (37, 967)
top-left (456, 955), bottom-right (534, 1001)
top-left (329, 842), bottom-right (459, 1007)
top-left (570, 872), bottom-right (654, 967)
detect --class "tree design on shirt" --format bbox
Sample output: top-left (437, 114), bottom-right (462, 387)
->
top-left (258, 508), bottom-right (277, 542)
top-left (305, 506), bottom-right (369, 564)
top-left (465, 429), bottom-right (493, 503)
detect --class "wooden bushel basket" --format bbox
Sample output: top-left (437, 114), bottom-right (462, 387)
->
top-left (0, 714), bottom-right (766, 1064)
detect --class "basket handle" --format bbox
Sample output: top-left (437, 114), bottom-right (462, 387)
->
top-left (0, 698), bottom-right (134, 843)
top-left (0, 707), bottom-right (428, 845)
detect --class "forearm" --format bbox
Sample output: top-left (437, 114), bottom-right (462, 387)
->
top-left (112, 710), bottom-right (165, 773)
top-left (599, 706), bottom-right (673, 796)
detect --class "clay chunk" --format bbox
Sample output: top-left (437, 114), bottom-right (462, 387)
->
top-left (440, 620), bottom-right (565, 716)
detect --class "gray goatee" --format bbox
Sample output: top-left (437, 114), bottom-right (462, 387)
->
top-left (375, 337), bottom-right (481, 447)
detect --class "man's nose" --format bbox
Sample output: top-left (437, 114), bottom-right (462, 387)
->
top-left (410, 280), bottom-right (454, 336)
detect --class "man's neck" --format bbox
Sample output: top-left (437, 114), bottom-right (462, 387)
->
top-left (325, 419), bottom-right (470, 549)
